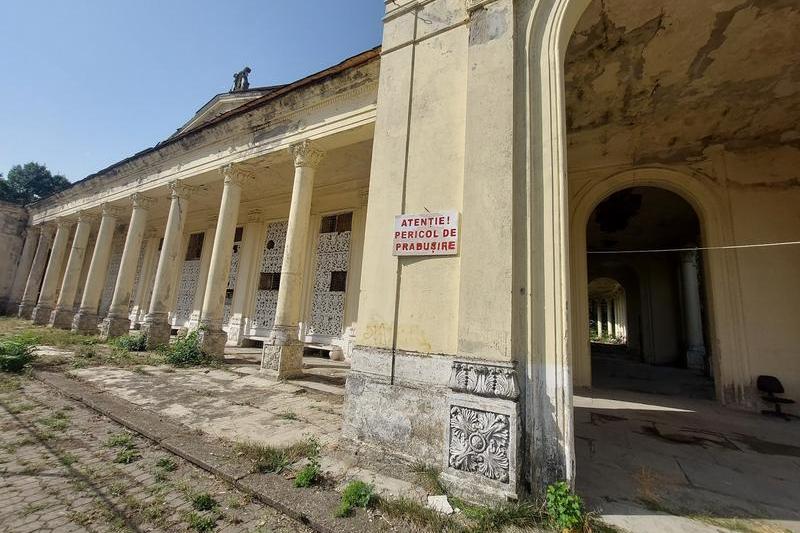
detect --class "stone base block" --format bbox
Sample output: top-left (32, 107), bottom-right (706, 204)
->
top-left (261, 342), bottom-right (304, 379)
top-left (50, 308), bottom-right (76, 330)
top-left (142, 318), bottom-right (172, 350)
top-left (31, 305), bottom-right (53, 325)
top-left (100, 315), bottom-right (132, 341)
top-left (18, 303), bottom-right (35, 320)
top-left (198, 328), bottom-right (227, 360)
top-left (71, 312), bottom-right (100, 334)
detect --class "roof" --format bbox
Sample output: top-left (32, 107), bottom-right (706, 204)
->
top-left (30, 45), bottom-right (382, 208)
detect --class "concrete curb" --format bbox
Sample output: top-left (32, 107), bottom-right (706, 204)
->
top-left (33, 370), bottom-right (398, 533)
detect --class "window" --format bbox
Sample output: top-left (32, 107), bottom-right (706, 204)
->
top-left (185, 233), bottom-right (205, 260)
top-left (234, 227), bottom-right (243, 243)
top-left (266, 240), bottom-right (275, 250)
top-left (320, 212), bottom-right (353, 234)
top-left (259, 272), bottom-right (281, 291)
top-left (224, 289), bottom-right (234, 306)
top-left (330, 271), bottom-right (347, 292)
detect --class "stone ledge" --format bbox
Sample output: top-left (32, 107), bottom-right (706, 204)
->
top-left (33, 370), bottom-right (399, 533)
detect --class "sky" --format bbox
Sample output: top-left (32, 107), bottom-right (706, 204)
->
top-left (0, 0), bottom-right (384, 182)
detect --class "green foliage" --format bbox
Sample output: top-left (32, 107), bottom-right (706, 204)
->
top-left (546, 481), bottom-right (584, 531)
top-left (37, 411), bottom-right (70, 431)
top-left (191, 492), bottom-right (218, 512)
top-left (164, 331), bottom-right (212, 367)
top-left (235, 436), bottom-right (319, 474)
top-left (185, 511), bottom-right (217, 532)
top-left (412, 463), bottom-right (446, 495)
top-left (336, 480), bottom-right (374, 518)
top-left (105, 432), bottom-right (134, 449)
top-left (0, 339), bottom-right (36, 373)
top-left (113, 334), bottom-right (148, 352)
top-left (114, 447), bottom-right (141, 464)
top-left (0, 162), bottom-right (70, 205)
top-left (156, 456), bottom-right (177, 472)
top-left (294, 462), bottom-right (320, 488)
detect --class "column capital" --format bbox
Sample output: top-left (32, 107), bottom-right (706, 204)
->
top-left (38, 223), bottom-right (56, 238)
top-left (221, 163), bottom-right (257, 187)
top-left (130, 193), bottom-right (156, 211)
top-left (290, 140), bottom-right (325, 169)
top-left (55, 217), bottom-right (73, 230)
top-left (101, 203), bottom-right (125, 219)
top-left (169, 180), bottom-right (198, 200)
top-left (76, 211), bottom-right (98, 225)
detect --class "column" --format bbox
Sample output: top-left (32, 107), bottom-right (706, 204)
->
top-left (186, 221), bottom-right (216, 331)
top-left (18, 226), bottom-right (54, 319)
top-left (681, 250), bottom-right (707, 371)
top-left (604, 299), bottom-right (613, 339)
top-left (198, 164), bottom-right (254, 357)
top-left (129, 235), bottom-right (159, 326)
top-left (72, 205), bottom-right (122, 333)
top-left (227, 210), bottom-right (266, 346)
top-left (5, 226), bottom-right (41, 314)
top-left (142, 181), bottom-right (194, 349)
top-left (31, 219), bottom-right (72, 325)
top-left (593, 300), bottom-right (602, 338)
top-left (50, 213), bottom-right (94, 328)
top-left (261, 140), bottom-right (324, 378)
top-left (100, 194), bottom-right (154, 339)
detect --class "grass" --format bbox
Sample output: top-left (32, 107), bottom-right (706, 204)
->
top-left (294, 462), bottom-right (321, 488)
top-left (185, 510), bottom-right (218, 532)
top-left (113, 447), bottom-right (141, 464)
top-left (37, 410), bottom-right (70, 431)
top-left (278, 411), bottom-right (299, 421)
top-left (235, 436), bottom-right (320, 474)
top-left (156, 456), bottom-right (178, 472)
top-left (412, 463), bottom-right (446, 496)
top-left (105, 432), bottom-right (134, 449)
top-left (162, 331), bottom-right (214, 367)
top-left (21, 502), bottom-right (48, 516)
top-left (191, 492), bottom-right (218, 512)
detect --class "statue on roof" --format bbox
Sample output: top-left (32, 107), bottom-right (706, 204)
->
top-left (232, 67), bottom-right (251, 92)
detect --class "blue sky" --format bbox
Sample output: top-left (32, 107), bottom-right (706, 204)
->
top-left (0, 1), bottom-right (384, 182)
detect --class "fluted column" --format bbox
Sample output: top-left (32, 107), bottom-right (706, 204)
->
top-left (129, 234), bottom-right (160, 326)
top-left (72, 205), bottom-right (122, 333)
top-left (100, 194), bottom-right (154, 339)
top-left (681, 250), bottom-right (707, 371)
top-left (262, 140), bottom-right (324, 378)
top-left (198, 164), bottom-right (254, 357)
top-left (6, 226), bottom-right (41, 315)
top-left (593, 300), bottom-right (602, 338)
top-left (143, 181), bottom-right (195, 349)
top-left (186, 221), bottom-right (216, 331)
top-left (50, 213), bottom-right (94, 328)
top-left (32, 219), bottom-right (72, 325)
top-left (227, 210), bottom-right (267, 346)
top-left (19, 225), bottom-right (54, 319)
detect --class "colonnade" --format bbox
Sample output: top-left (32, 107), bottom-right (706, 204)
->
top-left (8, 140), bottom-right (326, 377)
top-left (591, 292), bottom-right (627, 343)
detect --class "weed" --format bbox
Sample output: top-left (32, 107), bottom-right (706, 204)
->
top-left (0, 375), bottom-right (22, 392)
top-left (6, 401), bottom-right (35, 414)
top-left (235, 436), bottom-right (319, 474)
top-left (156, 456), bottom-right (178, 472)
top-left (109, 481), bottom-right (128, 497)
top-left (58, 452), bottom-right (78, 466)
top-left (278, 411), bottom-right (298, 421)
top-left (105, 432), bottom-right (134, 449)
top-left (335, 480), bottom-right (374, 517)
top-left (0, 338), bottom-right (36, 373)
top-left (141, 496), bottom-right (166, 521)
top-left (37, 410), bottom-right (70, 431)
top-left (112, 334), bottom-right (148, 352)
top-left (21, 502), bottom-right (47, 516)
top-left (377, 497), bottom-right (460, 532)
top-left (114, 447), bottom-right (141, 464)
top-left (294, 462), bottom-right (321, 488)
top-left (164, 331), bottom-right (213, 367)
top-left (412, 463), bottom-right (446, 496)
top-left (191, 492), bottom-right (218, 512)
top-left (546, 481), bottom-right (584, 531)
top-left (185, 511), bottom-right (218, 532)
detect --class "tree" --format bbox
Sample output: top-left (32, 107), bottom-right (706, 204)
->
top-left (0, 163), bottom-right (71, 205)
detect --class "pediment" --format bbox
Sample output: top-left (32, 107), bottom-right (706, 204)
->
top-left (171, 86), bottom-right (283, 138)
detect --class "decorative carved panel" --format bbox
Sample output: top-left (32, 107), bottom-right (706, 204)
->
top-left (449, 361), bottom-right (519, 400)
top-left (448, 405), bottom-right (510, 484)
top-left (173, 259), bottom-right (200, 325)
top-left (252, 221), bottom-right (287, 331)
top-left (308, 225), bottom-right (352, 338)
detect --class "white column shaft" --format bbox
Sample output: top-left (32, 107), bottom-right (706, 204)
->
top-left (149, 191), bottom-right (190, 317)
top-left (8, 227), bottom-right (41, 310)
top-left (130, 237), bottom-right (159, 323)
top-left (78, 211), bottom-right (118, 314)
top-left (37, 222), bottom-right (72, 308)
top-left (20, 227), bottom-right (54, 311)
top-left (55, 218), bottom-right (93, 310)
top-left (108, 204), bottom-right (150, 318)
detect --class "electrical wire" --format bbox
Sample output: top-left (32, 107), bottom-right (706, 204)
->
top-left (587, 240), bottom-right (800, 254)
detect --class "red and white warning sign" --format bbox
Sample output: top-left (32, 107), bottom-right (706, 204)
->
top-left (393, 211), bottom-right (460, 256)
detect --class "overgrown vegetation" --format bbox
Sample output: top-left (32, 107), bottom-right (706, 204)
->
top-left (191, 492), bottom-right (218, 512)
top-left (112, 334), bottom-right (148, 352)
top-left (105, 431), bottom-right (141, 464)
top-left (336, 480), bottom-right (375, 517)
top-left (546, 481), bottom-right (585, 531)
top-left (0, 337), bottom-right (36, 373)
top-left (235, 436), bottom-right (320, 474)
top-left (163, 331), bottom-right (213, 367)
top-left (185, 510), bottom-right (218, 532)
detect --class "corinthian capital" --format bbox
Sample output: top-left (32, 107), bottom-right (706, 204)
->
top-left (290, 140), bottom-right (325, 169)
top-left (221, 163), bottom-right (257, 187)
top-left (101, 204), bottom-right (125, 219)
top-left (130, 193), bottom-right (156, 211)
top-left (169, 180), bottom-right (197, 200)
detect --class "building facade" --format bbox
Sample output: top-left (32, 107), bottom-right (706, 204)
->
top-left (4, 0), bottom-right (799, 502)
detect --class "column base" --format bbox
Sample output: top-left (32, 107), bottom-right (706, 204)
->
top-left (18, 302), bottom-right (35, 320)
top-left (4, 299), bottom-right (20, 316)
top-left (197, 327), bottom-right (227, 361)
top-left (50, 308), bottom-right (76, 330)
top-left (141, 316), bottom-right (172, 350)
top-left (100, 315), bottom-right (132, 341)
top-left (226, 316), bottom-right (248, 347)
top-left (261, 342), bottom-right (304, 380)
top-left (71, 312), bottom-right (100, 334)
top-left (687, 346), bottom-right (707, 372)
top-left (31, 305), bottom-right (54, 326)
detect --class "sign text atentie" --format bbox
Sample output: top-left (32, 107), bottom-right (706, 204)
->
top-left (393, 211), bottom-right (460, 256)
